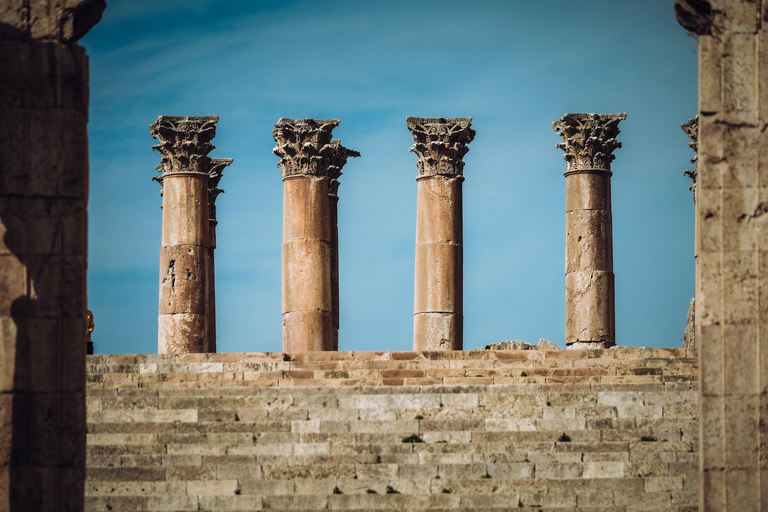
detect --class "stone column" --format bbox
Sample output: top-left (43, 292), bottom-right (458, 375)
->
top-left (0, 1), bottom-right (105, 510)
top-left (206, 158), bottom-right (233, 354)
top-left (553, 113), bottom-right (625, 349)
top-left (151, 116), bottom-right (218, 354)
top-left (327, 141), bottom-right (360, 350)
top-left (681, 116), bottom-right (698, 351)
top-left (676, 1), bottom-right (768, 509)
top-left (407, 117), bottom-right (475, 351)
top-left (273, 119), bottom-right (338, 352)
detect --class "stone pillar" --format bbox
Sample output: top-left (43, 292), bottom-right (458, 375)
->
top-left (0, 1), bottom-right (105, 510)
top-left (273, 119), bottom-right (338, 352)
top-left (681, 116), bottom-right (698, 351)
top-left (206, 158), bottom-right (233, 354)
top-left (151, 116), bottom-right (218, 354)
top-left (327, 141), bottom-right (360, 351)
top-left (676, 1), bottom-right (768, 509)
top-left (407, 117), bottom-right (475, 351)
top-left (553, 113), bottom-right (625, 349)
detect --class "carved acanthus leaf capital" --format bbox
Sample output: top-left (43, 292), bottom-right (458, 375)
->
top-left (553, 113), bottom-right (626, 172)
top-left (272, 118), bottom-right (341, 178)
top-left (208, 158), bottom-right (233, 219)
top-left (151, 116), bottom-right (219, 178)
top-left (681, 116), bottom-right (698, 202)
top-left (407, 117), bottom-right (475, 177)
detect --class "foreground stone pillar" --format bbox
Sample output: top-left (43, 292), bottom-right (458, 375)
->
top-left (676, 1), bottom-right (768, 509)
top-left (327, 141), bottom-right (360, 350)
top-left (0, 1), bottom-right (105, 510)
top-left (273, 119), bottom-right (338, 352)
top-left (151, 116), bottom-right (218, 354)
top-left (553, 113), bottom-right (625, 349)
top-left (407, 117), bottom-right (475, 351)
top-left (206, 158), bottom-right (233, 353)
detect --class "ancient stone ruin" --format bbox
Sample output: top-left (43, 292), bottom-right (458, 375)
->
top-left (1, 0), bottom-right (766, 510)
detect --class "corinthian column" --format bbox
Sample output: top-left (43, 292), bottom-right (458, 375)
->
top-left (407, 117), bottom-right (475, 351)
top-left (553, 113), bottom-right (625, 349)
top-left (207, 158), bottom-right (233, 353)
top-left (273, 119), bottom-right (339, 352)
top-left (151, 116), bottom-right (218, 354)
top-left (327, 141), bottom-right (360, 350)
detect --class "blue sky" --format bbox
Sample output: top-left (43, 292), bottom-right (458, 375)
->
top-left (82, 0), bottom-right (698, 354)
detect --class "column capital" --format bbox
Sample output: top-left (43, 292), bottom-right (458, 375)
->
top-left (407, 117), bottom-right (475, 177)
top-left (150, 116), bottom-right (219, 175)
top-left (681, 116), bottom-right (698, 201)
top-left (552, 113), bottom-right (626, 173)
top-left (0, 0), bottom-right (106, 43)
top-left (327, 140), bottom-right (360, 196)
top-left (272, 118), bottom-right (341, 179)
top-left (208, 158), bottom-right (233, 220)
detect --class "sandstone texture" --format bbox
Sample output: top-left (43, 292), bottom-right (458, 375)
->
top-left (0, 0), bottom-right (104, 510)
top-left (554, 113), bottom-right (625, 349)
top-left (408, 117), bottom-right (474, 351)
top-left (676, 0), bottom-right (768, 509)
top-left (84, 349), bottom-right (698, 511)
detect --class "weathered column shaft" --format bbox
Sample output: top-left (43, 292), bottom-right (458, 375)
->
top-left (0, 1), bottom-right (105, 510)
top-left (407, 117), bottom-right (474, 351)
top-left (206, 158), bottom-right (232, 353)
top-left (152, 116), bottom-right (218, 354)
top-left (676, 1), bottom-right (768, 509)
top-left (554, 113), bottom-right (625, 348)
top-left (681, 116), bottom-right (698, 351)
top-left (274, 119), bottom-right (358, 352)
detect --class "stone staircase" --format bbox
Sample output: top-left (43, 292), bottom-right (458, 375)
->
top-left (85, 349), bottom-right (698, 511)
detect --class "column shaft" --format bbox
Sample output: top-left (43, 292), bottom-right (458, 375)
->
top-left (329, 190), bottom-right (340, 351)
top-left (282, 176), bottom-right (333, 351)
top-left (0, 2), bottom-right (105, 510)
top-left (553, 113), bottom-right (625, 349)
top-left (206, 158), bottom-right (232, 354)
top-left (407, 117), bottom-right (474, 351)
top-left (413, 175), bottom-right (464, 350)
top-left (158, 173), bottom-right (210, 353)
top-left (564, 170), bottom-right (614, 346)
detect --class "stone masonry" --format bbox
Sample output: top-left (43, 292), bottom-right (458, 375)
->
top-left (206, 158), bottom-right (233, 354)
top-left (273, 119), bottom-right (358, 352)
top-left (0, 1), bottom-right (105, 510)
top-left (408, 117), bottom-right (475, 351)
top-left (151, 116), bottom-right (219, 355)
top-left (676, 0), bottom-right (768, 509)
top-left (553, 113), bottom-right (626, 349)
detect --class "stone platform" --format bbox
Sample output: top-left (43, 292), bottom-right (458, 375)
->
top-left (85, 348), bottom-right (698, 511)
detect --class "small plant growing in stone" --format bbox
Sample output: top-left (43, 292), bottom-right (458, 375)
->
top-left (481, 471), bottom-right (492, 479)
top-left (414, 414), bottom-right (423, 420)
top-left (234, 489), bottom-right (242, 495)
top-left (283, 353), bottom-right (291, 361)
top-left (376, 455), bottom-right (382, 463)
top-left (641, 436), bottom-right (658, 442)
top-left (353, 475), bottom-right (358, 479)
top-left (546, 401), bottom-right (551, 406)
top-left (437, 440), bottom-right (447, 443)
top-left (558, 433), bottom-right (571, 442)
top-left (402, 434), bottom-right (423, 443)
top-left (385, 486), bottom-right (400, 494)
top-left (442, 488), bottom-right (452, 493)
top-left (234, 412), bottom-right (240, 422)
top-left (518, 498), bottom-right (524, 507)
top-left (366, 489), bottom-right (377, 494)
top-left (333, 486), bottom-right (343, 494)
top-left (520, 371), bottom-right (527, 377)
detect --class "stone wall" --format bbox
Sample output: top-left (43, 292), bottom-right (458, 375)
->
top-left (85, 349), bottom-right (698, 511)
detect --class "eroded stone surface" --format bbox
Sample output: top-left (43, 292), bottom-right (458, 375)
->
top-left (408, 118), bottom-right (474, 351)
top-left (554, 113), bottom-right (624, 348)
top-left (151, 116), bottom-right (218, 355)
top-left (206, 158), bottom-right (233, 354)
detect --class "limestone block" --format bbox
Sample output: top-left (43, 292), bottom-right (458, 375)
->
top-left (161, 175), bottom-right (210, 246)
top-left (565, 209), bottom-right (613, 273)
top-left (158, 314), bottom-right (207, 354)
top-left (413, 312), bottom-right (461, 351)
top-left (282, 177), bottom-right (331, 242)
top-left (565, 270), bottom-right (615, 345)
top-left (413, 243), bottom-right (462, 313)
top-left (158, 245), bottom-right (208, 315)
top-left (415, 177), bottom-right (462, 243)
top-left (281, 240), bottom-right (331, 313)
top-left (565, 171), bottom-right (611, 211)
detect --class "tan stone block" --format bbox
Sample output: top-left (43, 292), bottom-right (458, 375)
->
top-left (565, 270), bottom-right (614, 345)
top-left (186, 479), bottom-right (237, 496)
top-left (565, 171), bottom-right (610, 211)
top-left (281, 239), bottom-right (331, 312)
top-left (723, 33), bottom-right (758, 120)
top-left (583, 461), bottom-right (624, 478)
top-left (198, 495), bottom-right (262, 511)
top-left (161, 174), bottom-right (209, 246)
top-left (282, 310), bottom-right (332, 352)
top-left (415, 176), bottom-right (462, 243)
top-left (722, 250), bottom-right (759, 323)
top-left (413, 243), bottom-right (462, 313)
top-left (697, 253), bottom-right (723, 326)
top-left (144, 495), bottom-right (198, 510)
top-left (565, 210), bottom-right (613, 273)
top-left (413, 312), bottom-right (461, 351)
top-left (158, 314), bottom-right (207, 354)
top-left (282, 176), bottom-right (331, 242)
top-left (158, 245), bottom-right (208, 315)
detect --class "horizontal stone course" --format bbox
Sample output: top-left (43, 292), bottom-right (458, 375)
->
top-left (85, 349), bottom-right (698, 511)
